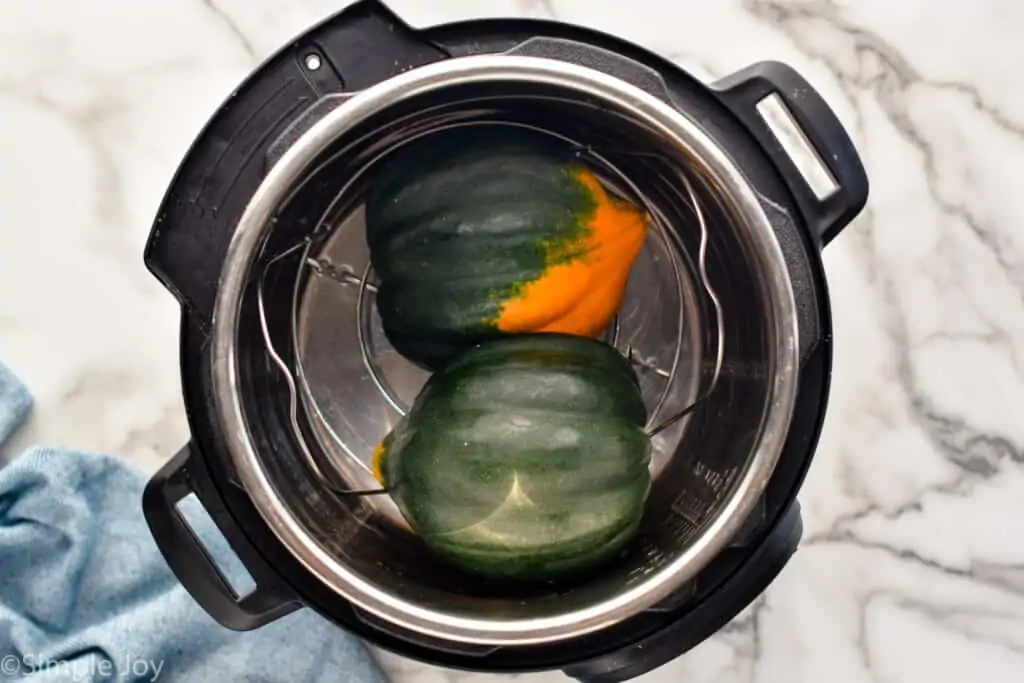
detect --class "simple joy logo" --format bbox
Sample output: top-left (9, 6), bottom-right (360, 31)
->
top-left (1, 653), bottom-right (165, 681)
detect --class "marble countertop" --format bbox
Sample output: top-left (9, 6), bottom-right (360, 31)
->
top-left (1, 0), bottom-right (1022, 681)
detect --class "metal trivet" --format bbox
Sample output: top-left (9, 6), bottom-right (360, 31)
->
top-left (255, 119), bottom-right (725, 499)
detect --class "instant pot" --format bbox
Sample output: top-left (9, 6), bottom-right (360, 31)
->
top-left (141, 2), bottom-right (869, 681)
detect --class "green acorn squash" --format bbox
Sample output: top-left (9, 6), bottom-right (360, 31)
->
top-left (372, 333), bottom-right (652, 582)
top-left (364, 125), bottom-right (650, 370)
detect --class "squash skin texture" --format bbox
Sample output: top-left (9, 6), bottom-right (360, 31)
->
top-left (364, 126), bottom-right (650, 370)
top-left (374, 334), bottom-right (652, 582)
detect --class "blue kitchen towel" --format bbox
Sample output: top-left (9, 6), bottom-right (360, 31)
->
top-left (0, 362), bottom-right (387, 683)
top-left (0, 363), bottom-right (31, 447)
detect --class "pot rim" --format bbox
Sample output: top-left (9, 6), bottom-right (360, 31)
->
top-left (210, 53), bottom-right (800, 646)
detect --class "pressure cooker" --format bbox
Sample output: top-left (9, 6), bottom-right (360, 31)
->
top-left (141, 1), bottom-right (869, 681)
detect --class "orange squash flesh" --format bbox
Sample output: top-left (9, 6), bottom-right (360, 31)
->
top-left (371, 440), bottom-right (386, 485)
top-left (494, 169), bottom-right (649, 337)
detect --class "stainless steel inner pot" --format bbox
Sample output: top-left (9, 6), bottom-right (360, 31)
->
top-left (211, 55), bottom-right (800, 646)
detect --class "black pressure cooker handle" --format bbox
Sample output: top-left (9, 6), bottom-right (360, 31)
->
top-left (713, 61), bottom-right (869, 246)
top-left (143, 443), bottom-right (299, 630)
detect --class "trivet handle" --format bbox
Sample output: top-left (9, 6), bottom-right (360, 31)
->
top-left (143, 443), bottom-right (300, 630)
top-left (713, 61), bottom-right (869, 246)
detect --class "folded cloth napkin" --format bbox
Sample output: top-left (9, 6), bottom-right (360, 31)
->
top-left (0, 361), bottom-right (387, 683)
